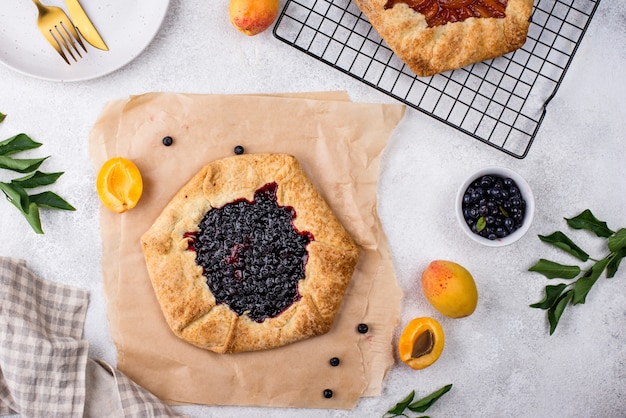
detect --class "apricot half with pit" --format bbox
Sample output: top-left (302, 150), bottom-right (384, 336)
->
top-left (398, 317), bottom-right (444, 370)
top-left (96, 157), bottom-right (143, 213)
top-left (421, 260), bottom-right (478, 318)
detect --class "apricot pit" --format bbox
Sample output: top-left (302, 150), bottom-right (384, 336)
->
top-left (398, 317), bottom-right (444, 370)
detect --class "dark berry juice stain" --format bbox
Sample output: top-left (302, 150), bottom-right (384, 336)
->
top-left (187, 182), bottom-right (313, 322)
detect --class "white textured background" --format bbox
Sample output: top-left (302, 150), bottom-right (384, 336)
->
top-left (0, 1), bottom-right (624, 417)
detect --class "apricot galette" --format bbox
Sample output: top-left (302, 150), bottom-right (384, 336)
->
top-left (353, 0), bottom-right (534, 76)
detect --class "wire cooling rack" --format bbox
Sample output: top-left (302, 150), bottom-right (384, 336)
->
top-left (273, 0), bottom-right (601, 158)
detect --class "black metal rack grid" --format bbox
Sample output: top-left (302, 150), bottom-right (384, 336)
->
top-left (273, 0), bottom-right (600, 158)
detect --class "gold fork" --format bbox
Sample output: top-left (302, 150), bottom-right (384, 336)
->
top-left (32, 0), bottom-right (87, 65)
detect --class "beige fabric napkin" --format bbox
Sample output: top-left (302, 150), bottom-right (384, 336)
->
top-left (0, 257), bottom-right (185, 418)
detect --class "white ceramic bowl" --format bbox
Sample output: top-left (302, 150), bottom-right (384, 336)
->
top-left (456, 166), bottom-right (535, 247)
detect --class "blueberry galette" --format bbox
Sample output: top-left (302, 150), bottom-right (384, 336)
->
top-left (141, 153), bottom-right (359, 353)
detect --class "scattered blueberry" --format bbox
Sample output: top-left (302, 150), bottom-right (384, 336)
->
top-left (329, 357), bottom-right (340, 367)
top-left (234, 145), bottom-right (244, 155)
top-left (461, 174), bottom-right (526, 240)
top-left (190, 182), bottom-right (313, 322)
top-left (323, 389), bottom-right (333, 399)
top-left (357, 323), bottom-right (369, 334)
top-left (162, 136), bottom-right (173, 146)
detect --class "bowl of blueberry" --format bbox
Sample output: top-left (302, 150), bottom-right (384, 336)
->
top-left (456, 166), bottom-right (535, 247)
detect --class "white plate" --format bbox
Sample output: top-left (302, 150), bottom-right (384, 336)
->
top-left (0, 0), bottom-right (170, 82)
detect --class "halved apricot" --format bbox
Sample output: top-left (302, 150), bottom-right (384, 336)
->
top-left (96, 157), bottom-right (143, 213)
top-left (398, 317), bottom-right (444, 370)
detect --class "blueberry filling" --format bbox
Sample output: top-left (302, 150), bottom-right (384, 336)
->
top-left (187, 182), bottom-right (313, 322)
top-left (461, 174), bottom-right (526, 240)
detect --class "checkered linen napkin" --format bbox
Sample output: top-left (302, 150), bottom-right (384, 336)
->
top-left (0, 257), bottom-right (185, 417)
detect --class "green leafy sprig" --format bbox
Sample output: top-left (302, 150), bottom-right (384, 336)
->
top-left (529, 210), bottom-right (626, 334)
top-left (0, 132), bottom-right (75, 234)
top-left (384, 384), bottom-right (452, 418)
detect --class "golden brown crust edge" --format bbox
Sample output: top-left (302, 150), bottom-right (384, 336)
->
top-left (353, 0), bottom-right (534, 77)
top-left (141, 153), bottom-right (359, 354)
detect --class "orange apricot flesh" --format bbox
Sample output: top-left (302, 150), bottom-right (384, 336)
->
top-left (96, 157), bottom-right (143, 213)
top-left (398, 317), bottom-right (445, 370)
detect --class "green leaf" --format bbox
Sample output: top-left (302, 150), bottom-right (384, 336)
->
top-left (407, 384), bottom-right (453, 413)
top-left (529, 283), bottom-right (569, 310)
top-left (476, 216), bottom-right (486, 232)
top-left (0, 181), bottom-right (30, 212)
top-left (565, 209), bottom-right (614, 238)
top-left (608, 228), bottom-right (626, 253)
top-left (0, 155), bottom-right (48, 173)
top-left (528, 259), bottom-right (581, 279)
top-left (0, 182), bottom-right (43, 233)
top-left (548, 289), bottom-right (573, 335)
top-left (22, 201), bottom-right (43, 234)
top-left (385, 390), bottom-right (415, 416)
top-left (29, 191), bottom-right (75, 211)
top-left (0, 112), bottom-right (6, 123)
top-left (539, 231), bottom-right (589, 262)
top-left (607, 247), bottom-right (626, 278)
top-left (11, 171), bottom-right (63, 188)
top-left (572, 257), bottom-right (610, 305)
top-left (531, 210), bottom-right (626, 336)
top-left (0, 133), bottom-right (42, 156)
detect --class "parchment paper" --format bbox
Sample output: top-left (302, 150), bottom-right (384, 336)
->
top-left (89, 91), bottom-right (405, 409)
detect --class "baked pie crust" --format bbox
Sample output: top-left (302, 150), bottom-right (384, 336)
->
top-left (141, 153), bottom-right (359, 354)
top-left (353, 0), bottom-right (534, 76)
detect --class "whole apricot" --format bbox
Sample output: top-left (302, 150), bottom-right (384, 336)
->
top-left (398, 317), bottom-right (444, 370)
top-left (229, 0), bottom-right (280, 36)
top-left (421, 260), bottom-right (478, 318)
